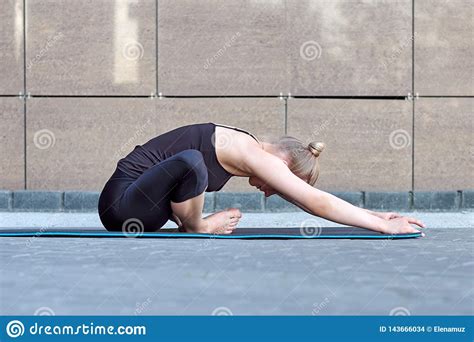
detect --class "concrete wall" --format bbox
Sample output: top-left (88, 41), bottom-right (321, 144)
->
top-left (1, 0), bottom-right (472, 193)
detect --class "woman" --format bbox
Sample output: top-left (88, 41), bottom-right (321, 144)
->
top-left (98, 122), bottom-right (425, 235)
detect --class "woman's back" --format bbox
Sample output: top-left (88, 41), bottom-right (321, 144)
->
top-left (116, 122), bottom-right (233, 192)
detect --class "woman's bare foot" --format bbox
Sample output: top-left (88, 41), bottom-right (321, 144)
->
top-left (182, 208), bottom-right (242, 234)
top-left (204, 208), bottom-right (242, 234)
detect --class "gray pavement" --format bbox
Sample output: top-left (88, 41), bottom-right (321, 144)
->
top-left (1, 210), bottom-right (473, 229)
top-left (0, 211), bottom-right (472, 315)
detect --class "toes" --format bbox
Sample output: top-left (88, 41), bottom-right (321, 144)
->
top-left (216, 227), bottom-right (233, 235)
top-left (215, 227), bottom-right (227, 234)
top-left (228, 211), bottom-right (242, 222)
top-left (228, 208), bottom-right (242, 218)
top-left (214, 225), bottom-right (236, 235)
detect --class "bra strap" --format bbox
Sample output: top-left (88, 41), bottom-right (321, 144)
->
top-left (214, 123), bottom-right (260, 144)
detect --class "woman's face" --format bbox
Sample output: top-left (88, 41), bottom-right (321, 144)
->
top-left (248, 151), bottom-right (288, 197)
top-left (249, 171), bottom-right (310, 198)
top-left (248, 152), bottom-right (311, 197)
top-left (248, 176), bottom-right (278, 197)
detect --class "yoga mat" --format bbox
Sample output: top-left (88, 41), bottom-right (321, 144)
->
top-left (0, 227), bottom-right (422, 239)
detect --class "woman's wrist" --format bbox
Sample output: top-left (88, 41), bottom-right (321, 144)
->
top-left (364, 208), bottom-right (378, 216)
top-left (378, 218), bottom-right (391, 234)
top-left (370, 215), bottom-right (390, 234)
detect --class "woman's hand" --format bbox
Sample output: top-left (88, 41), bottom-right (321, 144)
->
top-left (368, 210), bottom-right (403, 220)
top-left (381, 216), bottom-right (426, 236)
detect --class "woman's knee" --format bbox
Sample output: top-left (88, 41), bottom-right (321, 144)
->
top-left (169, 150), bottom-right (208, 202)
top-left (174, 149), bottom-right (204, 164)
top-left (174, 149), bottom-right (208, 180)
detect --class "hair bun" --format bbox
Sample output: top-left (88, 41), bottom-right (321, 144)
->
top-left (308, 142), bottom-right (325, 157)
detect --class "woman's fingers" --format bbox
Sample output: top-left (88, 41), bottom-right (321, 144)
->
top-left (384, 217), bottom-right (425, 237)
top-left (390, 212), bottom-right (402, 219)
top-left (406, 216), bottom-right (426, 228)
top-left (406, 225), bottom-right (421, 233)
top-left (402, 217), bottom-right (426, 236)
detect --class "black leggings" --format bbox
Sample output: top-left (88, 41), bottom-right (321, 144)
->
top-left (98, 149), bottom-right (208, 232)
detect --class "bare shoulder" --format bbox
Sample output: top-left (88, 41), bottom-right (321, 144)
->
top-left (215, 125), bottom-right (326, 211)
top-left (214, 126), bottom-right (262, 177)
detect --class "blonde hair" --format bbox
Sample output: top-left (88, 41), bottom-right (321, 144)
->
top-left (271, 136), bottom-right (325, 186)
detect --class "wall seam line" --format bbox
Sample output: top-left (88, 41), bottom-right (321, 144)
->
top-left (155, 0), bottom-right (159, 95)
top-left (23, 0), bottom-right (27, 190)
top-left (411, 0), bottom-right (415, 193)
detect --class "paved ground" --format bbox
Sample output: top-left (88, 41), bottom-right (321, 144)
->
top-left (0, 211), bottom-right (472, 315)
top-left (1, 210), bottom-right (473, 229)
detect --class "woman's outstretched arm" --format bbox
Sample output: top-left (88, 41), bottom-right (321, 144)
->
top-left (242, 145), bottom-right (425, 234)
top-left (280, 192), bottom-right (403, 225)
top-left (278, 190), bottom-right (394, 234)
